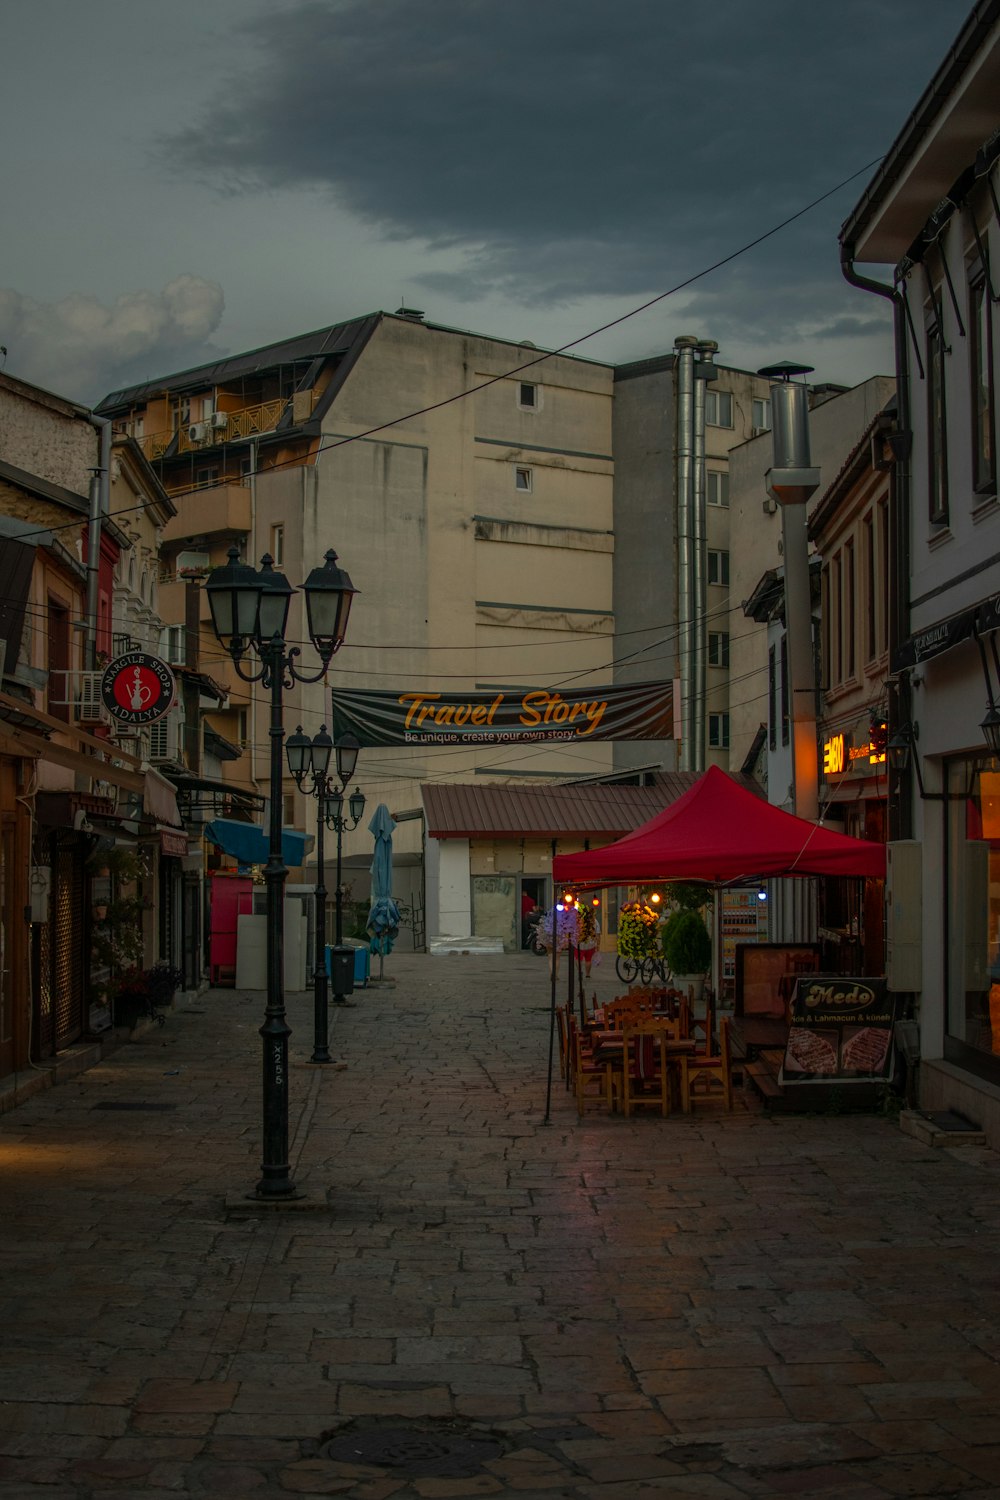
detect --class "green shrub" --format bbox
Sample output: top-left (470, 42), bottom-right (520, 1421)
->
top-left (664, 909), bottom-right (712, 975)
top-left (659, 908), bottom-right (684, 959)
top-left (663, 881), bottom-right (711, 913)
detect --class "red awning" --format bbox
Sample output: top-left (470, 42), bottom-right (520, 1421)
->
top-left (553, 764), bottom-right (886, 888)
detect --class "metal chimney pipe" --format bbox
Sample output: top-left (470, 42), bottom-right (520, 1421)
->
top-left (674, 336), bottom-right (698, 772)
top-left (692, 340), bottom-right (719, 770)
top-left (760, 362), bottom-right (820, 822)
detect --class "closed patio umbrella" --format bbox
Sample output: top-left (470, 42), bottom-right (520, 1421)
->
top-left (366, 803), bottom-right (400, 980)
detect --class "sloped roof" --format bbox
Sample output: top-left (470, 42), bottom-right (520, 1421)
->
top-left (554, 764), bottom-right (885, 886)
top-left (420, 773), bottom-right (762, 840)
top-left (96, 315), bottom-right (379, 411)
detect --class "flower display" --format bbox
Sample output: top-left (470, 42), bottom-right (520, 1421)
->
top-left (576, 902), bottom-right (598, 945)
top-left (617, 901), bottom-right (660, 961)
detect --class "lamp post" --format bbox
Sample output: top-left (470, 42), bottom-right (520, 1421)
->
top-left (206, 546), bottom-right (357, 1200)
top-left (286, 726), bottom-right (365, 1054)
top-left (326, 739), bottom-right (366, 1008)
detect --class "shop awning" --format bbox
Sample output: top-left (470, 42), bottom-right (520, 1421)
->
top-left (553, 764), bottom-right (886, 887)
top-left (204, 818), bottom-right (313, 866)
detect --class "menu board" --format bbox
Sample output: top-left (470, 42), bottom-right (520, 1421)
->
top-left (781, 976), bottom-right (900, 1085)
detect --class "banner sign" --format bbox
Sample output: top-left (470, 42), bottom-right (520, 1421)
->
top-left (893, 591), bottom-right (1000, 670)
top-left (101, 652), bottom-right (175, 726)
top-left (781, 976), bottom-right (900, 1085)
top-left (331, 680), bottom-right (675, 748)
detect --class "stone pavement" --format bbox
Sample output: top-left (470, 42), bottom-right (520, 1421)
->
top-left (1, 951), bottom-right (999, 1499)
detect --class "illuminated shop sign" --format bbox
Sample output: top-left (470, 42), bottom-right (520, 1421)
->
top-left (822, 722), bottom-right (887, 780)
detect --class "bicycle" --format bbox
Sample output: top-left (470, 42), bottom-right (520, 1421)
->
top-left (615, 952), bottom-right (669, 985)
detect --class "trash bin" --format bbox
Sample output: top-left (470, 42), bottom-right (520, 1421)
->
top-left (325, 944), bottom-right (356, 997)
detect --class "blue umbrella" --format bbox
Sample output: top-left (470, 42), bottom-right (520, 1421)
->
top-left (366, 804), bottom-right (400, 975)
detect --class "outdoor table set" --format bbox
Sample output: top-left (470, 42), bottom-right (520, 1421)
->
top-left (559, 988), bottom-right (733, 1119)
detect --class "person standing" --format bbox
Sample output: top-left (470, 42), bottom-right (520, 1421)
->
top-left (576, 899), bottom-right (601, 978)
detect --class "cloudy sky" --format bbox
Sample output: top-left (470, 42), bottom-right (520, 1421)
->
top-left (0, 0), bottom-right (968, 405)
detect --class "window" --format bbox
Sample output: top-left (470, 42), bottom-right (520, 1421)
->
top-left (821, 565), bottom-right (831, 687)
top-left (927, 314), bottom-right (949, 526)
top-left (877, 500), bottom-right (889, 655)
top-left (283, 793), bottom-right (296, 827)
top-left (160, 624), bottom-right (186, 666)
top-left (518, 382), bottom-right (537, 409)
top-left (945, 758), bottom-right (1000, 1076)
top-left (845, 539), bottom-right (855, 678)
top-left (707, 549), bottom-right (729, 586)
top-left (705, 389), bottom-right (733, 428)
top-left (270, 524), bottom-right (284, 565)
top-left (707, 470), bottom-right (729, 507)
top-left (832, 553), bottom-right (842, 684)
top-left (969, 267), bottom-right (996, 495)
top-left (172, 397), bottom-right (191, 431)
top-left (515, 466), bottom-right (533, 492)
top-left (708, 631), bottom-right (730, 668)
top-left (768, 645), bottom-right (777, 751)
top-left (195, 466), bottom-right (220, 489)
top-left (864, 515), bottom-right (876, 662)
top-left (708, 712), bottom-right (730, 749)
top-left (238, 708), bottom-right (249, 747)
top-left (752, 397), bottom-right (771, 432)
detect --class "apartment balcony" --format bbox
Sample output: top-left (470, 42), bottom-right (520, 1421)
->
top-left (135, 390), bottom-right (320, 462)
top-left (162, 484), bottom-right (252, 546)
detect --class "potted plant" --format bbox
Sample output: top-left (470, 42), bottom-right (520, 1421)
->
top-left (664, 908), bottom-right (712, 1003)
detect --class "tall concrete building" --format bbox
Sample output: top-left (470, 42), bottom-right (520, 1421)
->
top-left (97, 312), bottom-right (617, 926)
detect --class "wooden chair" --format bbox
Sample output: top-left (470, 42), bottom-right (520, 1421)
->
top-left (689, 997), bottom-right (714, 1051)
top-left (620, 1021), bottom-right (672, 1118)
top-left (570, 1016), bottom-right (615, 1116)
top-left (605, 994), bottom-right (654, 1029)
top-left (678, 1017), bottom-right (734, 1114)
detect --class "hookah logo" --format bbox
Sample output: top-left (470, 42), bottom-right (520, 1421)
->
top-left (101, 652), bottom-right (176, 725)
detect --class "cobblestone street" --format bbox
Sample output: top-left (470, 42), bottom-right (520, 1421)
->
top-left (1, 951), bottom-right (999, 1497)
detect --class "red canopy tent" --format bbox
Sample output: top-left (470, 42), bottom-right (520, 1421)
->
top-left (552, 764), bottom-right (886, 888)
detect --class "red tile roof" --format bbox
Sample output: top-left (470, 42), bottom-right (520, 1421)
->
top-left (420, 773), bottom-right (761, 839)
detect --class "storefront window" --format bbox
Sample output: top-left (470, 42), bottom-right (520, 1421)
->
top-left (946, 757), bottom-right (1000, 1062)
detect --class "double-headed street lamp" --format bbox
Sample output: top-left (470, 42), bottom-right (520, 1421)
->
top-left (206, 546), bottom-right (357, 1201)
top-left (286, 726), bottom-right (365, 1061)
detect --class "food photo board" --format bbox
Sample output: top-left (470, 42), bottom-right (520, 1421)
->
top-left (780, 976), bottom-right (901, 1093)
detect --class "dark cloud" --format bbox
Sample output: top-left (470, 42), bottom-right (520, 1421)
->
top-left (162, 0), bottom-right (964, 354)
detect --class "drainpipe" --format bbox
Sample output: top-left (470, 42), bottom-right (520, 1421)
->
top-left (760, 363), bottom-right (820, 823)
top-left (674, 336), bottom-right (698, 771)
top-left (85, 415), bottom-right (111, 670)
top-left (840, 251), bottom-right (912, 841)
top-left (693, 340), bottom-right (719, 770)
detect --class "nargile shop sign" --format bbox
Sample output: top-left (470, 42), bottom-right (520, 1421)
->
top-left (781, 976), bottom-right (900, 1085)
top-left (331, 680), bottom-right (676, 748)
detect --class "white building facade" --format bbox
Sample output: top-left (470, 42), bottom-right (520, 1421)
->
top-left (840, 2), bottom-right (1000, 1143)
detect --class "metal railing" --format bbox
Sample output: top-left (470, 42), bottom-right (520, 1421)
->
top-left (134, 391), bottom-right (319, 462)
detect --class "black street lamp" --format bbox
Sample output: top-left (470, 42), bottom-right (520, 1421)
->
top-left (325, 735), bottom-right (366, 1009)
top-left (286, 726), bottom-right (365, 1058)
top-left (206, 546), bottom-right (357, 1200)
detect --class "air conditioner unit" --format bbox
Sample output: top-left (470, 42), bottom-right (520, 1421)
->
top-left (77, 672), bottom-right (110, 725)
top-left (148, 709), bottom-right (184, 763)
top-left (187, 422), bottom-right (209, 442)
top-left (210, 412), bottom-right (229, 431)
